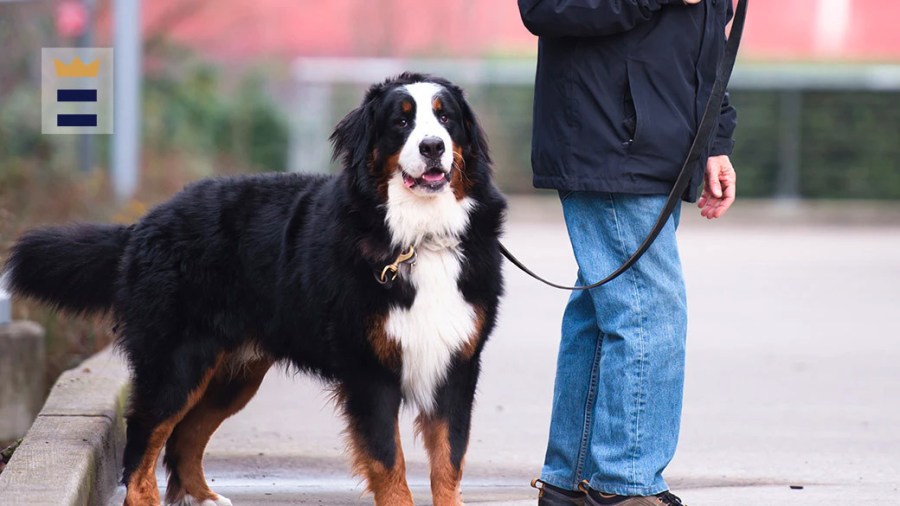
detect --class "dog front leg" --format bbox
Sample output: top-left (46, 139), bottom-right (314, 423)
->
top-left (417, 359), bottom-right (481, 506)
top-left (339, 379), bottom-right (414, 506)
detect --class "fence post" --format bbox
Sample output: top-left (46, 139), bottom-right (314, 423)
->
top-left (111, 0), bottom-right (142, 202)
top-left (289, 82), bottom-right (333, 173)
top-left (0, 285), bottom-right (10, 326)
top-left (776, 89), bottom-right (803, 200)
top-left (0, 314), bottom-right (46, 442)
top-left (78, 0), bottom-right (97, 175)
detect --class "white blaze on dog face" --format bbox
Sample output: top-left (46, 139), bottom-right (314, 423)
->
top-left (397, 82), bottom-right (455, 197)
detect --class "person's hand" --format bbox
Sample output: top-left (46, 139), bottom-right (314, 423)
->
top-left (698, 155), bottom-right (736, 219)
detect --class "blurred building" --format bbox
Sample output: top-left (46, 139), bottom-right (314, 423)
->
top-left (92, 0), bottom-right (900, 197)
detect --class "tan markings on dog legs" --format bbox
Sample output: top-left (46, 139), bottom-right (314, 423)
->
top-left (368, 315), bottom-right (402, 370)
top-left (164, 358), bottom-right (271, 505)
top-left (124, 355), bottom-right (224, 506)
top-left (459, 305), bottom-right (486, 361)
top-left (417, 414), bottom-right (464, 506)
top-left (347, 420), bottom-right (414, 506)
top-left (451, 145), bottom-right (473, 201)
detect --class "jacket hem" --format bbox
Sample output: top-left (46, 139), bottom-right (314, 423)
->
top-left (533, 174), bottom-right (701, 203)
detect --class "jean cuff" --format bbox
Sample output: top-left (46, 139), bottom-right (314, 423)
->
top-left (539, 473), bottom-right (582, 493)
top-left (588, 478), bottom-right (669, 497)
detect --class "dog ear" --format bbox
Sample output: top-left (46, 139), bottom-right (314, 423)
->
top-left (330, 82), bottom-right (386, 170)
top-left (453, 86), bottom-right (491, 165)
top-left (330, 103), bottom-right (371, 170)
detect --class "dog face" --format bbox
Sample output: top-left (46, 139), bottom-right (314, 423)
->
top-left (331, 73), bottom-right (488, 202)
top-left (394, 81), bottom-right (457, 196)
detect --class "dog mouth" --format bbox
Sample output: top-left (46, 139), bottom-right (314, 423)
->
top-left (402, 167), bottom-right (450, 191)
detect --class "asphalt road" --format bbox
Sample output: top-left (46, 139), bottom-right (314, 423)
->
top-left (110, 198), bottom-right (900, 505)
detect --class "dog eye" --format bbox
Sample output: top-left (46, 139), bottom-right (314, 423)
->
top-left (439, 114), bottom-right (450, 124)
top-left (397, 118), bottom-right (408, 128)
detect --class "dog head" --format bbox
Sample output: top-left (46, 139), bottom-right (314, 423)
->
top-left (330, 72), bottom-right (489, 202)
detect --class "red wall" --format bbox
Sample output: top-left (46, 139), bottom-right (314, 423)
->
top-left (742, 0), bottom-right (900, 61)
top-left (135, 0), bottom-right (900, 62)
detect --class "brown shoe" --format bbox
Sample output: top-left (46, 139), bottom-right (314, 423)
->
top-left (581, 481), bottom-right (686, 506)
top-left (532, 478), bottom-right (586, 506)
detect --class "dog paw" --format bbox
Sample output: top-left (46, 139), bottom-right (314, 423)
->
top-left (207, 495), bottom-right (233, 506)
top-left (166, 495), bottom-right (232, 506)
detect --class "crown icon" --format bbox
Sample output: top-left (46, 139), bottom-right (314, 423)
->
top-left (54, 57), bottom-right (99, 78)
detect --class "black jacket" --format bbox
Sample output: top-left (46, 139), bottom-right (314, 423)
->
top-left (518, 0), bottom-right (737, 202)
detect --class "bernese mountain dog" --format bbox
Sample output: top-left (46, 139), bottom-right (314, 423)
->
top-left (3, 72), bottom-right (506, 506)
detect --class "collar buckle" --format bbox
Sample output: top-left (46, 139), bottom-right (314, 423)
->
top-left (376, 245), bottom-right (417, 286)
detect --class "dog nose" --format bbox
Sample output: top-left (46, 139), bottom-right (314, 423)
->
top-left (419, 137), bottom-right (445, 159)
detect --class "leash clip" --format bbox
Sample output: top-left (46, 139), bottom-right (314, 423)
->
top-left (377, 245), bottom-right (416, 286)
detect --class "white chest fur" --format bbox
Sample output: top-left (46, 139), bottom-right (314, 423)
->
top-left (384, 247), bottom-right (475, 413)
top-left (383, 173), bottom-right (477, 413)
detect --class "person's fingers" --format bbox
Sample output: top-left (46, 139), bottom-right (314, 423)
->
top-left (701, 197), bottom-right (718, 219)
top-left (713, 181), bottom-right (736, 218)
top-left (703, 189), bottom-right (727, 219)
top-left (705, 180), bottom-right (733, 219)
top-left (700, 186), bottom-right (717, 217)
top-left (713, 202), bottom-right (727, 218)
top-left (706, 164), bottom-right (723, 198)
top-left (699, 156), bottom-right (736, 218)
top-left (701, 156), bottom-right (736, 217)
top-left (710, 175), bottom-right (723, 198)
top-left (701, 190), bottom-right (721, 218)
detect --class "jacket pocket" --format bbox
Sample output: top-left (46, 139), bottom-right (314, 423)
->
top-left (624, 87), bottom-right (637, 143)
top-left (623, 62), bottom-right (644, 150)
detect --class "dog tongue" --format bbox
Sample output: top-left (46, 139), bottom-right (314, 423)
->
top-left (422, 170), bottom-right (445, 183)
top-left (403, 173), bottom-right (417, 188)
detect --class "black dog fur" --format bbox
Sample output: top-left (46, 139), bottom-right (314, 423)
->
top-left (3, 72), bottom-right (505, 505)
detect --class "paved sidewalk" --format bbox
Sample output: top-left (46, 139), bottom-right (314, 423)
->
top-left (111, 198), bottom-right (900, 505)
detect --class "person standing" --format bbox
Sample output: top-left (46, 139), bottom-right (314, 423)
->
top-left (517, 1), bottom-right (738, 505)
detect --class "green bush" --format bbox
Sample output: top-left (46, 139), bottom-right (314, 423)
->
top-left (473, 86), bottom-right (900, 199)
top-left (143, 48), bottom-right (290, 175)
top-left (728, 90), bottom-right (900, 199)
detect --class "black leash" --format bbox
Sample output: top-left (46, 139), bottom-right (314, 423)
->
top-left (500, 0), bottom-right (748, 291)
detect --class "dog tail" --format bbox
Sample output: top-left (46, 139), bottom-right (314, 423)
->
top-left (3, 224), bottom-right (131, 315)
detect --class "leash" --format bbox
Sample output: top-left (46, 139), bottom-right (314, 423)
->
top-left (499, 0), bottom-right (748, 291)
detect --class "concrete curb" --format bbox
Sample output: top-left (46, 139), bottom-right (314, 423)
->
top-left (0, 347), bottom-right (130, 506)
top-left (0, 321), bottom-right (46, 441)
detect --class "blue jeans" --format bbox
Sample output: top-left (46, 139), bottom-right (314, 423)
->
top-left (541, 191), bottom-right (687, 497)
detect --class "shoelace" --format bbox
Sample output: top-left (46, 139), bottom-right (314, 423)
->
top-left (656, 491), bottom-right (686, 506)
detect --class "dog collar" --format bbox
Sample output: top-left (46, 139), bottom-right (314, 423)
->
top-left (376, 245), bottom-right (417, 287)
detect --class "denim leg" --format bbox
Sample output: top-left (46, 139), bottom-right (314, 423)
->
top-left (540, 271), bottom-right (603, 491)
top-left (556, 191), bottom-right (687, 496)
